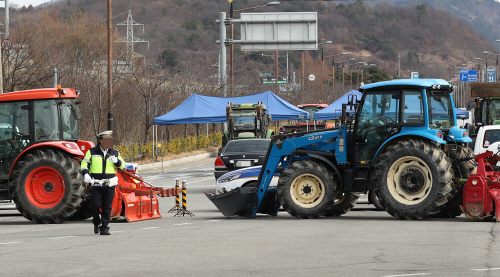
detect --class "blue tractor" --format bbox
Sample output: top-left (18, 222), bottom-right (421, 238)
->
top-left (207, 79), bottom-right (475, 220)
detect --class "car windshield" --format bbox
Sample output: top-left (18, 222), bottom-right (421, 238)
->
top-left (223, 140), bottom-right (270, 154)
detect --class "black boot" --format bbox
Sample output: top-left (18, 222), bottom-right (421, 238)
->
top-left (100, 229), bottom-right (111, 235)
top-left (94, 225), bottom-right (100, 234)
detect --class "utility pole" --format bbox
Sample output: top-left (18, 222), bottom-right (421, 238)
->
top-left (107, 0), bottom-right (113, 131)
top-left (275, 50), bottom-right (279, 93)
top-left (5, 0), bottom-right (8, 37)
top-left (301, 51), bottom-right (304, 94)
top-left (398, 54), bottom-right (401, 78)
top-left (219, 12), bottom-right (227, 98)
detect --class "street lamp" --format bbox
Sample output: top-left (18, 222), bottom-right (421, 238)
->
top-left (226, 1), bottom-right (280, 97)
top-left (324, 52), bottom-right (347, 97)
top-left (319, 40), bottom-right (332, 101)
top-left (356, 62), bottom-right (363, 85)
top-left (484, 51), bottom-right (490, 82)
top-left (476, 57), bottom-right (481, 79)
top-left (485, 50), bottom-right (500, 82)
top-left (349, 58), bottom-right (355, 88)
top-left (361, 63), bottom-right (375, 83)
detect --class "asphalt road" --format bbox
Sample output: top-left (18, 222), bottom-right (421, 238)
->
top-left (1, 158), bottom-right (500, 276)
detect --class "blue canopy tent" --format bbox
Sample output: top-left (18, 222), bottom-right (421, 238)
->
top-left (153, 91), bottom-right (309, 125)
top-left (314, 90), bottom-right (362, 121)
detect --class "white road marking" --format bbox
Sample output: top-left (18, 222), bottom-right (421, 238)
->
top-left (210, 220), bottom-right (219, 222)
top-left (186, 177), bottom-right (215, 184)
top-left (383, 273), bottom-right (431, 277)
top-left (178, 167), bottom-right (190, 170)
top-left (174, 223), bottom-right (193, 226)
top-left (0, 241), bottom-right (22, 245)
top-left (141, 227), bottom-right (159, 230)
top-left (144, 176), bottom-right (164, 180)
top-left (49, 236), bottom-right (76, 240)
top-left (471, 268), bottom-right (500, 271)
top-left (111, 231), bottom-right (124, 233)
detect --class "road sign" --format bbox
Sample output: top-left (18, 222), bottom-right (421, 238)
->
top-left (240, 12), bottom-right (318, 51)
top-left (308, 74), bottom-right (315, 81)
top-left (488, 70), bottom-right (496, 82)
top-left (1, 39), bottom-right (12, 51)
top-left (411, 72), bottom-right (419, 79)
top-left (460, 69), bottom-right (477, 82)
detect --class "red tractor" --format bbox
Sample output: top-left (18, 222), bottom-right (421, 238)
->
top-left (0, 87), bottom-right (92, 223)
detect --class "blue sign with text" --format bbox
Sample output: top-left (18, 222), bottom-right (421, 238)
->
top-left (460, 70), bottom-right (477, 82)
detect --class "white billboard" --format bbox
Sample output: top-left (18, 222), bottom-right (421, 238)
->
top-left (239, 12), bottom-right (318, 51)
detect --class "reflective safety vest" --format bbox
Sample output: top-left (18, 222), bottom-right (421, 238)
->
top-left (81, 146), bottom-right (125, 186)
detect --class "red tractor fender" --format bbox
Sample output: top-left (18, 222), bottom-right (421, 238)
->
top-left (9, 141), bottom-right (85, 177)
top-left (76, 140), bottom-right (95, 156)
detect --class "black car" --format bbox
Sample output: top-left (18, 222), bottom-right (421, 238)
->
top-left (214, 139), bottom-right (271, 179)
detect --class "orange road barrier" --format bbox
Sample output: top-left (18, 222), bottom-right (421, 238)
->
top-left (175, 180), bottom-right (194, 217)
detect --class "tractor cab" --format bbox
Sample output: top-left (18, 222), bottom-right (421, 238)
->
top-left (353, 80), bottom-right (462, 166)
top-left (0, 89), bottom-right (81, 179)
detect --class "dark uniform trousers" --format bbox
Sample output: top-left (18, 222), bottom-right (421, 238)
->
top-left (90, 186), bottom-right (116, 232)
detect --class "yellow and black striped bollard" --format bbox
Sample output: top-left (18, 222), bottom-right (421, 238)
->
top-left (169, 179), bottom-right (182, 213)
top-left (175, 180), bottom-right (194, 217)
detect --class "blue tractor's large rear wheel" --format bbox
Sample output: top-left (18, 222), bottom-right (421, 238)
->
top-left (374, 139), bottom-right (453, 220)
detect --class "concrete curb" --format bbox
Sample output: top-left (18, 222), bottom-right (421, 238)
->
top-left (136, 151), bottom-right (218, 172)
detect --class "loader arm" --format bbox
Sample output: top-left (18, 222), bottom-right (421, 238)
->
top-left (252, 127), bottom-right (343, 216)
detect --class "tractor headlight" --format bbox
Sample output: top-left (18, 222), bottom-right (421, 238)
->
top-left (218, 173), bottom-right (242, 183)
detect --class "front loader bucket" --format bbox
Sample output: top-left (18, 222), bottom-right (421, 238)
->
top-left (206, 187), bottom-right (255, 217)
top-left (206, 187), bottom-right (279, 217)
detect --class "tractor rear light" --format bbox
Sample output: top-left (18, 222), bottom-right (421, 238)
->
top-left (463, 131), bottom-right (468, 137)
top-left (214, 157), bottom-right (226, 169)
top-left (436, 131), bottom-right (443, 139)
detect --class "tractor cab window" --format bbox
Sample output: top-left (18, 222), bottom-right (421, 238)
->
top-left (355, 91), bottom-right (400, 164)
top-left (482, 99), bottom-right (500, 125)
top-left (0, 101), bottom-right (31, 178)
top-left (402, 90), bottom-right (424, 125)
top-left (427, 91), bottom-right (454, 130)
top-left (233, 116), bottom-right (260, 131)
top-left (61, 99), bottom-right (80, 140)
top-left (34, 100), bottom-right (60, 141)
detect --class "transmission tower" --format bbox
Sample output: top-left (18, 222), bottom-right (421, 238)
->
top-left (116, 10), bottom-right (149, 61)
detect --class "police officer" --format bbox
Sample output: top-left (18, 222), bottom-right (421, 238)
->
top-left (81, 131), bottom-right (125, 235)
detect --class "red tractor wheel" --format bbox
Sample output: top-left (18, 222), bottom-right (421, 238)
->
top-left (10, 149), bottom-right (84, 223)
top-left (25, 166), bottom-right (65, 209)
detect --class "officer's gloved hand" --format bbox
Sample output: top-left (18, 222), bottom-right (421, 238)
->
top-left (84, 174), bottom-right (94, 184)
top-left (109, 155), bottom-right (118, 164)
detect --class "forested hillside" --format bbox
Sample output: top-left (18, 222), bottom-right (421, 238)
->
top-left (3, 0), bottom-right (496, 146)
